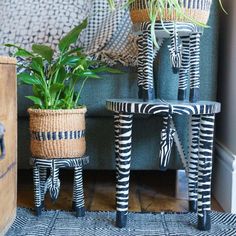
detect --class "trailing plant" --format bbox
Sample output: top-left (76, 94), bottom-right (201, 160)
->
top-left (108, 0), bottom-right (226, 46)
top-left (5, 19), bottom-right (121, 110)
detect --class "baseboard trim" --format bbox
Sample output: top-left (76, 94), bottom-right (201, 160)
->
top-left (213, 140), bottom-right (236, 213)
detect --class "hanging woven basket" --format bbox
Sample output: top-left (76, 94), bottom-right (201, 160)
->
top-left (28, 107), bottom-right (87, 159)
top-left (130, 0), bottom-right (212, 24)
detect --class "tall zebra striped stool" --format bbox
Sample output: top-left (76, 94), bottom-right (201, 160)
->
top-left (106, 99), bottom-right (221, 231)
top-left (31, 156), bottom-right (89, 217)
top-left (136, 22), bottom-right (203, 102)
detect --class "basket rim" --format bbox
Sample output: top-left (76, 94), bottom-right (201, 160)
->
top-left (28, 107), bottom-right (87, 115)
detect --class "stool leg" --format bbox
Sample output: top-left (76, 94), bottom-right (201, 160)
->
top-left (116, 113), bottom-right (133, 228)
top-left (33, 165), bottom-right (42, 216)
top-left (142, 28), bottom-right (154, 101)
top-left (39, 167), bottom-right (47, 209)
top-left (188, 115), bottom-right (200, 212)
top-left (137, 33), bottom-right (144, 99)
top-left (178, 36), bottom-right (190, 101)
top-left (197, 114), bottom-right (215, 231)
top-left (189, 33), bottom-right (201, 103)
top-left (114, 113), bottom-right (120, 180)
top-left (74, 166), bottom-right (85, 217)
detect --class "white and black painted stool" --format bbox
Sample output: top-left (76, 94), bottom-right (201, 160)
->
top-left (136, 22), bottom-right (203, 102)
top-left (106, 99), bottom-right (221, 231)
top-left (32, 156), bottom-right (89, 217)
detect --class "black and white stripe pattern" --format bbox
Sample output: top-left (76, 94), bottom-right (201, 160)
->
top-left (188, 115), bottom-right (201, 213)
top-left (73, 167), bottom-right (85, 217)
top-left (159, 114), bottom-right (176, 170)
top-left (107, 99), bottom-right (220, 231)
top-left (33, 165), bottom-right (42, 216)
top-left (197, 114), bottom-right (215, 230)
top-left (190, 33), bottom-right (201, 102)
top-left (137, 22), bottom-right (203, 102)
top-left (142, 29), bottom-right (154, 100)
top-left (45, 163), bottom-right (60, 202)
top-left (178, 36), bottom-right (190, 100)
top-left (168, 30), bottom-right (182, 72)
top-left (114, 113), bottom-right (120, 180)
top-left (106, 99), bottom-right (221, 116)
top-left (31, 130), bottom-right (85, 141)
top-left (39, 167), bottom-right (47, 208)
top-left (115, 114), bottom-right (133, 228)
top-left (32, 157), bottom-right (88, 217)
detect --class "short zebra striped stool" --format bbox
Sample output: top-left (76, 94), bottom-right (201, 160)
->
top-left (31, 156), bottom-right (89, 217)
top-left (106, 99), bottom-right (221, 231)
top-left (136, 22), bottom-right (203, 102)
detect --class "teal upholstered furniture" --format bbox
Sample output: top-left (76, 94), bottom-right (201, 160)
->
top-left (18, 4), bottom-right (218, 170)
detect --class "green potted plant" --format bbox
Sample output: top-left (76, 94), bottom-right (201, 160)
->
top-left (108, 0), bottom-right (226, 25)
top-left (108, 0), bottom-right (226, 44)
top-left (5, 19), bottom-right (120, 160)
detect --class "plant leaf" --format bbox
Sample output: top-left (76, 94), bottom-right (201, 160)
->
top-left (32, 44), bottom-right (54, 62)
top-left (25, 96), bottom-right (43, 108)
top-left (50, 83), bottom-right (64, 94)
top-left (58, 19), bottom-right (88, 52)
top-left (18, 72), bottom-right (41, 85)
top-left (61, 55), bottom-right (81, 66)
top-left (4, 44), bottom-right (34, 57)
top-left (56, 67), bottom-right (67, 83)
top-left (30, 57), bottom-right (44, 73)
top-left (80, 71), bottom-right (101, 79)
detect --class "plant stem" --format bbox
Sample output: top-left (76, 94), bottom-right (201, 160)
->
top-left (75, 77), bottom-right (88, 107)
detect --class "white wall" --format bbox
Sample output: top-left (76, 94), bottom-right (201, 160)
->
top-left (214, 0), bottom-right (236, 213)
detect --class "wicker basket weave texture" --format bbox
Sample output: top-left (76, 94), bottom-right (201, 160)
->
top-left (130, 0), bottom-right (212, 24)
top-left (28, 108), bottom-right (87, 159)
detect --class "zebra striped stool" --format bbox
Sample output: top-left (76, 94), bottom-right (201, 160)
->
top-left (136, 22), bottom-right (203, 102)
top-left (106, 99), bottom-right (221, 231)
top-left (32, 156), bottom-right (89, 217)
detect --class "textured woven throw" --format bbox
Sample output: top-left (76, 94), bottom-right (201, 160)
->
top-left (6, 208), bottom-right (236, 236)
top-left (0, 0), bottom-right (138, 66)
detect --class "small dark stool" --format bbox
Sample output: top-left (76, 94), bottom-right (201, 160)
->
top-left (32, 156), bottom-right (89, 217)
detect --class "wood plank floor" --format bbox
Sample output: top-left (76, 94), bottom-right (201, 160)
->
top-left (17, 170), bottom-right (223, 212)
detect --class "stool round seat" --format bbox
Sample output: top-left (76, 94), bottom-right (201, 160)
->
top-left (106, 99), bottom-right (221, 115)
top-left (133, 22), bottom-right (203, 38)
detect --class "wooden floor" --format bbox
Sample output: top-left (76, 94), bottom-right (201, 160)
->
top-left (18, 170), bottom-right (223, 212)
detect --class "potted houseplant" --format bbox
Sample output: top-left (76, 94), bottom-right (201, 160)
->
top-left (108, 0), bottom-right (226, 44)
top-left (108, 0), bottom-right (226, 25)
top-left (5, 19), bottom-right (120, 160)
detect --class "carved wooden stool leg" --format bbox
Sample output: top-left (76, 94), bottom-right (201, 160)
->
top-left (189, 33), bottom-right (201, 102)
top-left (137, 34), bottom-right (144, 99)
top-left (74, 166), bottom-right (85, 217)
top-left (33, 165), bottom-right (42, 216)
top-left (39, 167), bottom-right (47, 209)
top-left (188, 115), bottom-right (201, 212)
top-left (142, 27), bottom-right (154, 101)
top-left (197, 114), bottom-right (215, 230)
top-left (178, 36), bottom-right (190, 101)
top-left (114, 113), bottom-right (120, 180)
top-left (116, 113), bottom-right (133, 228)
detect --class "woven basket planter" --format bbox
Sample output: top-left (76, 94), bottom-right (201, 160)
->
top-left (130, 0), bottom-right (212, 24)
top-left (28, 108), bottom-right (87, 159)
